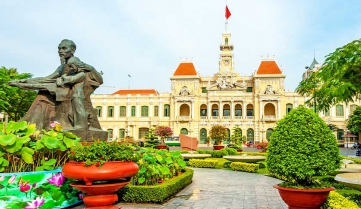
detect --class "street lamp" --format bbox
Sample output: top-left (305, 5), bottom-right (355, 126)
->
top-left (260, 129), bottom-right (265, 143)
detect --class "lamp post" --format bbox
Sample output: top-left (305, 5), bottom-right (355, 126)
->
top-left (260, 129), bottom-right (265, 143)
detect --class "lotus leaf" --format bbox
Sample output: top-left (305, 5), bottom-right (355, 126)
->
top-left (21, 147), bottom-right (35, 164)
top-left (0, 134), bottom-right (16, 146)
top-left (42, 135), bottom-right (60, 149)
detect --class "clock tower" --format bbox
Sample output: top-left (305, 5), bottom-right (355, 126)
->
top-left (219, 30), bottom-right (234, 73)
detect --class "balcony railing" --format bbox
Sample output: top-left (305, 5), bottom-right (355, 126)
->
top-left (211, 116), bottom-right (219, 120)
top-left (234, 116), bottom-right (242, 119)
top-left (178, 116), bottom-right (190, 120)
top-left (246, 116), bottom-right (254, 119)
top-left (264, 115), bottom-right (276, 120)
top-left (223, 116), bottom-right (231, 119)
top-left (200, 116), bottom-right (207, 120)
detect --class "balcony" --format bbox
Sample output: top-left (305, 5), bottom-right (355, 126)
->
top-left (246, 116), bottom-right (254, 119)
top-left (200, 116), bottom-right (207, 120)
top-left (177, 116), bottom-right (191, 121)
top-left (223, 116), bottom-right (231, 119)
top-left (234, 116), bottom-right (242, 120)
top-left (264, 115), bottom-right (276, 121)
top-left (211, 116), bottom-right (219, 120)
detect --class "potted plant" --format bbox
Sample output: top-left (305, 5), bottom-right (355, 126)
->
top-left (62, 140), bottom-right (141, 208)
top-left (209, 124), bottom-right (227, 150)
top-left (267, 106), bottom-right (341, 209)
top-left (0, 120), bottom-right (82, 209)
top-left (154, 126), bottom-right (173, 150)
top-left (229, 125), bottom-right (243, 152)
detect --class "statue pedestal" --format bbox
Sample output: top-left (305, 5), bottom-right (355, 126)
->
top-left (70, 129), bottom-right (108, 141)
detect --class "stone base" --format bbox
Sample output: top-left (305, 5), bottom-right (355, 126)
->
top-left (68, 129), bottom-right (108, 142)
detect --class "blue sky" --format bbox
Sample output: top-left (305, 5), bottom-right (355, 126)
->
top-left (1, 1), bottom-right (360, 94)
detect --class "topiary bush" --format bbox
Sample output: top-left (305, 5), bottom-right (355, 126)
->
top-left (267, 106), bottom-right (341, 187)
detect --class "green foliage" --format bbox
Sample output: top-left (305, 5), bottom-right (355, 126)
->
top-left (336, 190), bottom-right (361, 207)
top-left (120, 168), bottom-right (194, 203)
top-left (230, 125), bottom-right (242, 145)
top-left (297, 39), bottom-right (361, 111)
top-left (209, 125), bottom-right (228, 145)
top-left (230, 162), bottom-right (259, 173)
top-left (0, 121), bottom-right (81, 172)
top-left (188, 159), bottom-right (217, 168)
top-left (347, 106), bottom-right (361, 134)
top-left (322, 191), bottom-right (359, 209)
top-left (327, 124), bottom-right (339, 132)
top-left (0, 67), bottom-right (37, 121)
top-left (223, 161), bottom-right (232, 168)
top-left (267, 106), bottom-right (341, 187)
top-left (155, 126), bottom-right (173, 144)
top-left (68, 140), bottom-right (140, 167)
top-left (132, 149), bottom-right (186, 185)
top-left (343, 156), bottom-right (361, 164)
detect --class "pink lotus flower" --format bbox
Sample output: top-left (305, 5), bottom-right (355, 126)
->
top-left (49, 121), bottom-right (60, 128)
top-left (20, 183), bottom-right (31, 192)
top-left (47, 173), bottom-right (65, 187)
top-left (8, 176), bottom-right (16, 184)
top-left (25, 196), bottom-right (44, 209)
top-left (0, 176), bottom-right (5, 182)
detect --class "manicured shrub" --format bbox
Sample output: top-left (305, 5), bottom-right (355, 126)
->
top-left (230, 162), bottom-right (259, 173)
top-left (120, 168), bottom-right (194, 203)
top-left (188, 159), bottom-right (217, 168)
top-left (267, 106), bottom-right (341, 187)
top-left (336, 190), bottom-right (361, 207)
top-left (223, 161), bottom-right (232, 168)
top-left (322, 191), bottom-right (359, 209)
top-left (223, 148), bottom-right (237, 155)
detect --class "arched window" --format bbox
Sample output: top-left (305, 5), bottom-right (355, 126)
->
top-left (96, 106), bottom-right (102, 117)
top-left (119, 129), bottom-right (125, 138)
top-left (266, 128), bottom-right (274, 140)
top-left (180, 128), bottom-right (188, 135)
top-left (107, 129), bottom-right (113, 139)
top-left (107, 106), bottom-right (114, 117)
top-left (200, 128), bottom-right (207, 144)
top-left (336, 104), bottom-right (344, 116)
top-left (141, 106), bottom-right (148, 117)
top-left (131, 106), bottom-right (136, 117)
top-left (337, 129), bottom-right (344, 140)
top-left (224, 128), bottom-right (231, 144)
top-left (225, 38), bottom-right (228, 45)
top-left (154, 106), bottom-right (159, 117)
top-left (119, 106), bottom-right (126, 117)
top-left (247, 128), bottom-right (254, 142)
top-left (286, 103), bottom-right (293, 114)
top-left (138, 128), bottom-right (149, 140)
top-left (164, 104), bottom-right (170, 117)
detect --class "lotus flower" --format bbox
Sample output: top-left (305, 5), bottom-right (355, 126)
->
top-left (0, 176), bottom-right (5, 182)
top-left (25, 196), bottom-right (44, 209)
top-left (8, 176), bottom-right (16, 184)
top-left (20, 183), bottom-right (31, 192)
top-left (47, 173), bottom-right (65, 187)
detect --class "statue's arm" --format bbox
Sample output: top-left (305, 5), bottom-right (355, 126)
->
top-left (78, 62), bottom-right (103, 85)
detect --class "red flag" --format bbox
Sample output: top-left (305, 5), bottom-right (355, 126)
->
top-left (225, 5), bottom-right (231, 19)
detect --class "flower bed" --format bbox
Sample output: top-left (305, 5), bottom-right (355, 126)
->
top-left (0, 168), bottom-right (81, 209)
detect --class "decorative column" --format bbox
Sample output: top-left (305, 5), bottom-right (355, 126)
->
top-left (149, 98), bottom-right (153, 117)
top-left (277, 99), bottom-right (281, 119)
top-left (127, 98), bottom-right (131, 117)
top-left (243, 101), bottom-right (246, 119)
top-left (174, 99), bottom-right (178, 118)
top-left (102, 100), bottom-right (106, 120)
top-left (159, 100), bottom-right (163, 119)
top-left (208, 101), bottom-right (211, 119)
top-left (219, 101), bottom-right (223, 119)
top-left (191, 100), bottom-right (194, 119)
top-left (231, 100), bottom-right (234, 119)
top-left (133, 125), bottom-right (136, 138)
top-left (259, 100), bottom-right (262, 119)
top-left (345, 105), bottom-right (349, 119)
top-left (115, 101), bottom-right (119, 120)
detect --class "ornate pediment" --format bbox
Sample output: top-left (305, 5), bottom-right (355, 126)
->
top-left (207, 71), bottom-right (246, 91)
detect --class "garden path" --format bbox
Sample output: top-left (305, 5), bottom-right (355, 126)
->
top-left (70, 167), bottom-right (287, 209)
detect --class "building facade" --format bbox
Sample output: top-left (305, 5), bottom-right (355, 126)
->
top-left (90, 29), bottom-right (360, 145)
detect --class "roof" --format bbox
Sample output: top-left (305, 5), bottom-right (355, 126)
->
top-left (342, 133), bottom-right (357, 138)
top-left (173, 62), bottom-right (197, 76)
top-left (256, 60), bottom-right (282, 74)
top-left (112, 89), bottom-right (158, 95)
top-left (309, 58), bottom-right (319, 70)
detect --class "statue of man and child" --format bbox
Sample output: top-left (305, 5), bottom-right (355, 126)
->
top-left (9, 39), bottom-right (107, 140)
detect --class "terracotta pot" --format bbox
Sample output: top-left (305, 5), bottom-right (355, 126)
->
top-left (156, 144), bottom-right (168, 149)
top-left (62, 161), bottom-right (139, 185)
top-left (237, 149), bottom-right (243, 153)
top-left (274, 185), bottom-right (334, 209)
top-left (213, 145), bottom-right (225, 150)
top-left (83, 194), bottom-right (118, 207)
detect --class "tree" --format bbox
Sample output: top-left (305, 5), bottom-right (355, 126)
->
top-left (0, 67), bottom-right (36, 121)
top-left (347, 106), bottom-right (361, 134)
top-left (209, 124), bottom-right (228, 145)
top-left (230, 125), bottom-right (242, 145)
top-left (155, 126), bottom-right (173, 144)
top-left (296, 39), bottom-right (361, 111)
top-left (327, 124), bottom-right (339, 132)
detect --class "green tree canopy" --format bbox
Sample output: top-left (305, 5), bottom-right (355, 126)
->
top-left (296, 39), bottom-right (361, 111)
top-left (347, 106), bottom-right (361, 134)
top-left (209, 124), bottom-right (228, 145)
top-left (0, 67), bottom-right (36, 121)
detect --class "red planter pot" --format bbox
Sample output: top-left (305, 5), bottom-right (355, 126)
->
top-left (62, 161), bottom-right (139, 186)
top-left (274, 185), bottom-right (334, 209)
top-left (213, 145), bottom-right (225, 150)
top-left (156, 144), bottom-right (168, 150)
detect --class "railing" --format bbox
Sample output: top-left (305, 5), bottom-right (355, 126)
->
top-left (246, 116), bottom-right (254, 119)
top-left (223, 116), bottom-right (231, 119)
top-left (264, 115), bottom-right (276, 120)
top-left (212, 116), bottom-right (219, 120)
top-left (234, 116), bottom-right (242, 119)
top-left (200, 116), bottom-right (207, 120)
top-left (178, 116), bottom-right (190, 120)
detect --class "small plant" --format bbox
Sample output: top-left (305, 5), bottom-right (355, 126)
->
top-left (254, 142), bottom-right (268, 152)
top-left (0, 121), bottom-right (80, 173)
top-left (155, 126), bottom-right (173, 145)
top-left (267, 106), bottom-right (341, 188)
top-left (209, 125), bottom-right (228, 145)
top-left (68, 140), bottom-right (140, 167)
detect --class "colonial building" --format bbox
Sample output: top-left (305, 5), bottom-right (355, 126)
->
top-left (90, 28), bottom-right (359, 146)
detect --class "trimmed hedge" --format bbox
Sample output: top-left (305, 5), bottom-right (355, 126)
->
top-left (189, 159), bottom-right (217, 168)
top-left (343, 156), bottom-right (361, 164)
top-left (230, 162), bottom-right (259, 173)
top-left (322, 191), bottom-right (359, 209)
top-left (119, 168), bottom-right (194, 203)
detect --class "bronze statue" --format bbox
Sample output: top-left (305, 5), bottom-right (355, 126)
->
top-left (9, 39), bottom-right (107, 141)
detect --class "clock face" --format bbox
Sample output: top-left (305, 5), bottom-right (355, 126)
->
top-left (224, 60), bottom-right (229, 65)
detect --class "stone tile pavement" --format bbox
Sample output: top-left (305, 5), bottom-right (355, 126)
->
top-left (70, 168), bottom-right (288, 209)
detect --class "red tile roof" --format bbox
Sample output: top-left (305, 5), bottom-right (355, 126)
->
top-left (173, 62), bottom-right (197, 76)
top-left (112, 89), bottom-right (158, 95)
top-left (256, 60), bottom-right (282, 74)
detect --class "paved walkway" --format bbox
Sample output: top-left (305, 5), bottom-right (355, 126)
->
top-left (70, 168), bottom-right (288, 209)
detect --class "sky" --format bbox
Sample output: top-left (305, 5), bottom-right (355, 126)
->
top-left (1, 0), bottom-right (361, 94)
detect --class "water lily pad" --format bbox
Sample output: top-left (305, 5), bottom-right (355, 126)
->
top-left (41, 135), bottom-right (59, 149)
